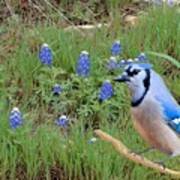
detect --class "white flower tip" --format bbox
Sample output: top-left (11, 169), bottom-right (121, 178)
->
top-left (42, 43), bottom-right (49, 47)
top-left (115, 40), bottom-right (120, 44)
top-left (54, 83), bottom-right (60, 87)
top-left (12, 107), bottom-right (20, 112)
top-left (120, 59), bottom-right (125, 63)
top-left (127, 59), bottom-right (133, 62)
top-left (105, 79), bottom-right (111, 83)
top-left (110, 56), bottom-right (116, 61)
top-left (134, 58), bottom-right (139, 61)
top-left (60, 115), bottom-right (68, 120)
top-left (81, 50), bottom-right (89, 55)
top-left (89, 137), bottom-right (97, 143)
top-left (140, 52), bottom-right (145, 56)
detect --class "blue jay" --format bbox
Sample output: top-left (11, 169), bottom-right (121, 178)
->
top-left (114, 63), bottom-right (180, 156)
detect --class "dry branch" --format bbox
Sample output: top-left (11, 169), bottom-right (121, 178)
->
top-left (94, 129), bottom-right (180, 177)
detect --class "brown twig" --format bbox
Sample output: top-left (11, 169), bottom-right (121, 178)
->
top-left (94, 129), bottom-right (180, 177)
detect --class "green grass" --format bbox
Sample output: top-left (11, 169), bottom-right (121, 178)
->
top-left (0, 3), bottom-right (180, 180)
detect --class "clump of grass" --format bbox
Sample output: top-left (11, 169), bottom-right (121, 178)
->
top-left (0, 4), bottom-right (179, 180)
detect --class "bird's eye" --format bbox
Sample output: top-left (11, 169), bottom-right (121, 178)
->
top-left (133, 69), bottom-right (140, 75)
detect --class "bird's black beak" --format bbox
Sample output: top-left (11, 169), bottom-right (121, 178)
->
top-left (113, 75), bottom-right (130, 83)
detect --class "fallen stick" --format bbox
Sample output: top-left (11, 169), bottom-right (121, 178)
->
top-left (94, 129), bottom-right (180, 177)
top-left (65, 23), bottom-right (109, 31)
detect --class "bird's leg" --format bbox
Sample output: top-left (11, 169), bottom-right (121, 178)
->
top-left (154, 155), bottom-right (174, 168)
top-left (133, 147), bottom-right (155, 155)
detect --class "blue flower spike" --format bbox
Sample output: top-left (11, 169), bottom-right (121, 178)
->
top-left (39, 43), bottom-right (53, 66)
top-left (167, 0), bottom-right (175, 7)
top-left (106, 56), bottom-right (118, 71)
top-left (56, 115), bottom-right (69, 128)
top-left (76, 50), bottom-right (90, 77)
top-left (99, 80), bottom-right (114, 102)
top-left (52, 84), bottom-right (62, 96)
top-left (9, 107), bottom-right (23, 129)
top-left (111, 40), bottom-right (122, 56)
top-left (137, 53), bottom-right (148, 62)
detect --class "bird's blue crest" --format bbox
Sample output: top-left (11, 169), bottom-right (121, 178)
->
top-left (118, 53), bottom-right (153, 70)
top-left (137, 63), bottom-right (153, 69)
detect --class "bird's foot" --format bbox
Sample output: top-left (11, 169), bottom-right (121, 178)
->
top-left (154, 160), bottom-right (166, 169)
top-left (132, 147), bottom-right (155, 155)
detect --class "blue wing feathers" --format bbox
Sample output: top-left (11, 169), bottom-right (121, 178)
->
top-left (151, 70), bottom-right (180, 120)
top-left (159, 99), bottom-right (180, 133)
top-left (158, 99), bottom-right (180, 120)
top-left (151, 70), bottom-right (180, 133)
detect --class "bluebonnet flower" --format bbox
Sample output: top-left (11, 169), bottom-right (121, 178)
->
top-left (111, 40), bottom-right (122, 56)
top-left (55, 115), bottom-right (69, 128)
top-left (106, 56), bottom-right (118, 71)
top-left (167, 0), bottom-right (175, 7)
top-left (39, 43), bottom-right (53, 66)
top-left (137, 53), bottom-right (148, 62)
top-left (76, 51), bottom-right (90, 77)
top-left (99, 80), bottom-right (114, 102)
top-left (52, 84), bottom-right (62, 95)
top-left (9, 107), bottom-right (23, 129)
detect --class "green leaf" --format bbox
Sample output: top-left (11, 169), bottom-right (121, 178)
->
top-left (146, 51), bottom-right (180, 68)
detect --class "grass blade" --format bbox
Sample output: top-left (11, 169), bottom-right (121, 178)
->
top-left (146, 51), bottom-right (180, 68)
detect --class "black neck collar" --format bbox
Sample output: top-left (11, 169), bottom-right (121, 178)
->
top-left (131, 69), bottom-right (150, 107)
